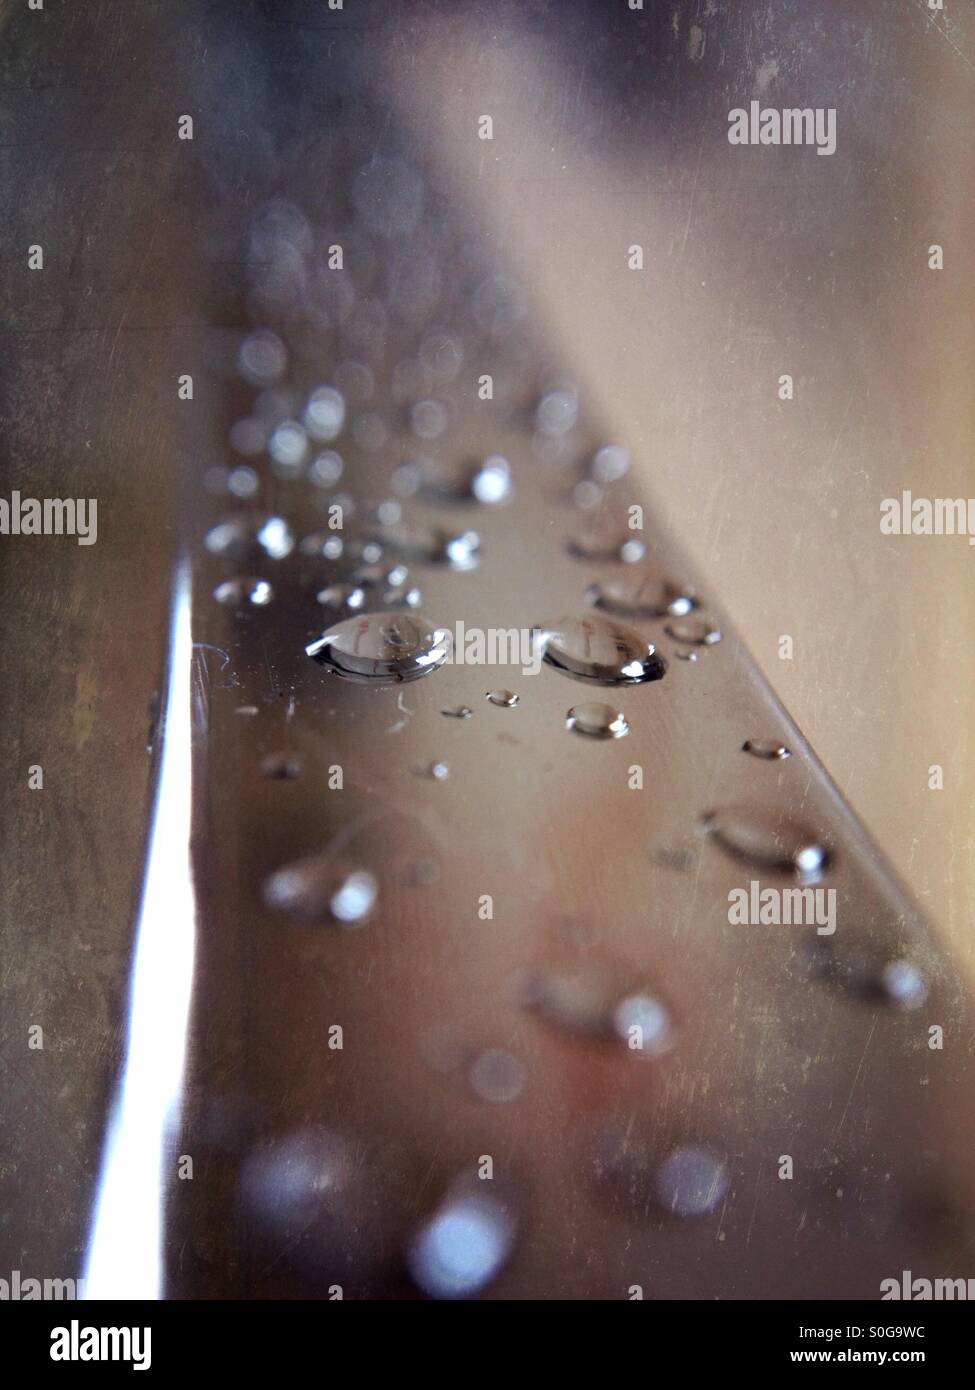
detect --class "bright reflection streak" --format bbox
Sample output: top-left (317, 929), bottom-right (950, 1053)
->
top-left (83, 566), bottom-right (196, 1299)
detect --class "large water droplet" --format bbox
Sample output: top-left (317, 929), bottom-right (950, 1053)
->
top-left (702, 806), bottom-right (830, 880)
top-left (587, 574), bottom-right (697, 619)
top-left (565, 702), bottom-right (629, 739)
top-left (306, 613), bottom-right (450, 684)
top-left (213, 576), bottom-right (273, 608)
top-left (539, 617), bottom-right (666, 685)
top-left (486, 689), bottom-right (519, 708)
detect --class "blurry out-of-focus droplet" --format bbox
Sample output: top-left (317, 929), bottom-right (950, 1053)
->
top-left (407, 1192), bottom-right (515, 1299)
top-left (655, 1147), bottom-right (729, 1218)
top-left (213, 577), bottom-right (272, 608)
top-left (469, 1050), bottom-right (526, 1104)
top-left (264, 858), bottom-right (377, 925)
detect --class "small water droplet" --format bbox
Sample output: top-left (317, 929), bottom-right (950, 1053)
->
top-left (471, 455), bottom-right (513, 504)
top-left (379, 524), bottom-right (480, 571)
top-left (568, 527), bottom-right (646, 564)
top-left (587, 574), bottom-right (697, 619)
top-left (535, 388), bottom-right (578, 437)
top-left (675, 648), bottom-right (699, 662)
top-left (317, 583), bottom-right (366, 613)
top-left (486, 689), bottom-right (519, 708)
top-left (539, 617), bottom-right (666, 685)
top-left (665, 617), bottom-right (722, 646)
top-left (612, 993), bottom-right (675, 1056)
top-left (565, 702), bottom-right (629, 739)
top-left (407, 1190), bottom-right (516, 1299)
top-left (880, 958), bottom-right (928, 1009)
top-left (304, 385), bottom-right (346, 441)
top-left (589, 443), bottom-right (630, 483)
top-left (655, 1146), bottom-right (729, 1217)
top-left (299, 531), bottom-right (345, 560)
top-left (469, 1049), bottom-right (527, 1104)
top-left (260, 752), bottom-right (303, 779)
top-left (213, 576), bottom-right (273, 608)
top-left (205, 515), bottom-right (295, 561)
top-left (702, 806), bottom-right (830, 880)
top-left (264, 859), bottom-right (377, 924)
top-left (742, 738), bottom-right (791, 761)
top-left (442, 705), bottom-right (473, 719)
top-left (417, 760), bottom-right (449, 781)
top-left (306, 613), bottom-right (450, 684)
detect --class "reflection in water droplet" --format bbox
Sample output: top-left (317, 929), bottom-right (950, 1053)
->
top-left (213, 576), bottom-right (273, 608)
top-left (469, 1049), bottom-right (526, 1104)
top-left (306, 613), bottom-right (450, 685)
top-left (264, 859), bottom-right (377, 924)
top-left (260, 752), bottom-right (303, 780)
top-left (486, 689), bottom-right (519, 708)
top-left (407, 1192), bottom-right (515, 1299)
top-left (442, 705), bottom-right (473, 719)
top-left (655, 1147), bottom-right (729, 1218)
top-left (540, 617), bottom-right (666, 686)
top-left (665, 617), bottom-right (722, 646)
top-left (742, 738), bottom-right (791, 761)
top-left (565, 703), bottom-right (629, 739)
top-left (702, 806), bottom-right (829, 881)
top-left (587, 574), bottom-right (697, 619)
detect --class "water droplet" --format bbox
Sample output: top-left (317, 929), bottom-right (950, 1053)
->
top-left (264, 859), bottom-right (377, 924)
top-left (379, 524), bottom-right (480, 571)
top-left (539, 617), bottom-right (666, 685)
top-left (239, 1128), bottom-right (352, 1242)
top-left (260, 752), bottom-right (303, 780)
top-left (742, 738), bottom-right (791, 761)
top-left (418, 760), bottom-right (449, 781)
top-left (205, 515), bottom-right (295, 561)
top-left (304, 386), bottom-right (346, 442)
top-left (316, 583), bottom-right (366, 613)
top-left (268, 420), bottom-right (308, 475)
top-left (587, 574), bottom-right (697, 619)
top-left (520, 967), bottom-right (617, 1037)
top-left (442, 705), bottom-right (473, 719)
top-left (306, 613), bottom-right (450, 685)
top-left (213, 576), bottom-right (273, 608)
top-left (469, 1049), bottom-right (526, 1104)
top-left (655, 1146), bottom-right (729, 1217)
top-left (612, 993), bottom-right (674, 1057)
top-left (675, 648), bottom-right (699, 662)
top-left (407, 1192), bottom-right (515, 1299)
top-left (565, 702), bottom-right (629, 739)
top-left (568, 526), bottom-right (646, 564)
top-left (308, 450), bottom-right (344, 488)
top-left (228, 465), bottom-right (260, 499)
top-left (535, 388), bottom-right (578, 437)
top-left (471, 455), bottom-right (513, 505)
top-left (238, 328), bottom-right (287, 386)
top-left (702, 806), bottom-right (830, 880)
top-left (589, 443), bottom-right (630, 483)
top-left (665, 617), bottom-right (722, 646)
top-left (299, 531), bottom-right (346, 560)
top-left (410, 398), bottom-right (448, 440)
top-left (486, 689), bottom-right (519, 708)
top-left (880, 958), bottom-right (928, 1009)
